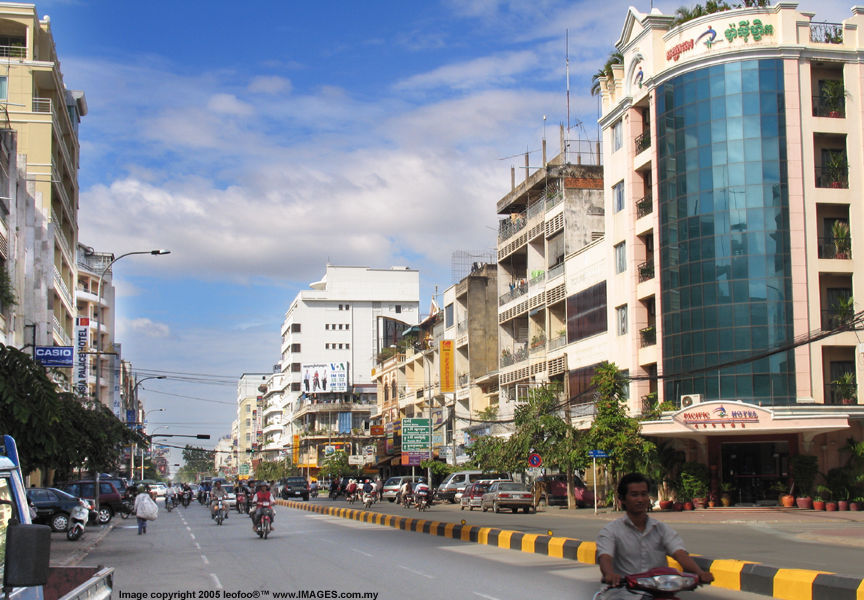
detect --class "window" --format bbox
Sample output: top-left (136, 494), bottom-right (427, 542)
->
top-left (291, 382), bottom-right (301, 392)
top-left (345, 324), bottom-right (349, 330)
top-left (338, 344), bottom-right (343, 349)
top-left (291, 343), bottom-right (301, 352)
top-left (291, 363), bottom-right (301, 372)
top-left (246, 433), bottom-right (250, 441)
top-left (566, 282), bottom-right (608, 343)
top-left (0, 76), bottom-right (7, 101)
top-left (346, 343), bottom-right (350, 349)
top-left (246, 419), bottom-right (251, 427)
top-left (616, 305), bottom-right (628, 335)
top-left (246, 405), bottom-right (251, 413)
top-left (395, 304), bottom-right (402, 313)
top-left (325, 324), bottom-right (329, 330)
top-left (615, 242), bottom-right (627, 273)
top-left (612, 120), bottom-right (622, 152)
top-left (338, 304), bottom-right (343, 310)
top-left (338, 324), bottom-right (343, 330)
top-left (325, 343), bottom-right (330, 349)
top-left (445, 303), bottom-right (454, 328)
top-left (613, 181), bottom-right (625, 213)
top-left (291, 323), bottom-right (301, 333)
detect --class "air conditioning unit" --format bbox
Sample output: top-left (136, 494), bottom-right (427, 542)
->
top-left (680, 394), bottom-right (702, 408)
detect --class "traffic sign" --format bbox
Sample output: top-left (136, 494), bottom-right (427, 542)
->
top-left (401, 418), bottom-right (431, 451)
top-left (528, 453), bottom-right (543, 467)
top-left (588, 449), bottom-right (609, 458)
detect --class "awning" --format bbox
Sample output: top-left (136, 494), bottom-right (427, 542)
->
top-left (402, 325), bottom-right (420, 336)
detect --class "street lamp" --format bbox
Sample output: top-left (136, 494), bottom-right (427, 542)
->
top-left (141, 425), bottom-right (170, 480)
top-left (94, 249), bottom-right (170, 405)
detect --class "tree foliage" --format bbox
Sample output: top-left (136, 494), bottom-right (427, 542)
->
top-left (319, 451), bottom-right (360, 480)
top-left (181, 445), bottom-right (215, 477)
top-left (591, 50), bottom-right (624, 96)
top-left (254, 458), bottom-right (298, 481)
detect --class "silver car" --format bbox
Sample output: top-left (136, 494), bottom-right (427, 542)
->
top-left (480, 481), bottom-right (535, 514)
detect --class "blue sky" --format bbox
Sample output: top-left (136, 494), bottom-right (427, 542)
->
top-left (38, 0), bottom-right (852, 458)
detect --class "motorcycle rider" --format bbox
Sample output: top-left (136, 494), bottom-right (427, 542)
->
top-left (414, 479), bottom-right (430, 507)
top-left (398, 479), bottom-right (413, 506)
top-left (164, 483), bottom-right (176, 508)
top-left (251, 482), bottom-right (275, 531)
top-left (597, 473), bottom-right (713, 598)
top-left (210, 481), bottom-right (228, 520)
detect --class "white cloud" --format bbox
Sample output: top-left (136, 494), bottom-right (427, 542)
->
top-left (207, 93), bottom-right (254, 116)
top-left (121, 318), bottom-right (171, 338)
top-left (248, 75), bottom-right (291, 94)
top-left (395, 51), bottom-right (539, 91)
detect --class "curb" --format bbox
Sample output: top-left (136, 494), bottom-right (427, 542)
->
top-left (277, 499), bottom-right (864, 600)
top-left (52, 522), bottom-right (115, 567)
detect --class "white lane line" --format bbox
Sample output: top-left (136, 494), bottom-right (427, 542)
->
top-left (352, 548), bottom-right (373, 557)
top-left (186, 526), bottom-right (192, 531)
top-left (210, 574), bottom-right (223, 590)
top-left (201, 555), bottom-right (209, 565)
top-left (473, 594), bottom-right (501, 600)
top-left (194, 542), bottom-right (201, 550)
top-left (398, 565), bottom-right (433, 579)
top-left (190, 533), bottom-right (196, 540)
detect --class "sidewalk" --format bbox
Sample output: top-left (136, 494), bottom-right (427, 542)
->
top-left (48, 522), bottom-right (115, 567)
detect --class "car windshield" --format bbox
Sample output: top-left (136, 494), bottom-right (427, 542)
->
top-left (474, 484), bottom-right (490, 493)
top-left (498, 483), bottom-right (526, 491)
top-left (50, 488), bottom-right (78, 500)
top-left (224, 485), bottom-right (234, 493)
top-left (384, 478), bottom-right (401, 486)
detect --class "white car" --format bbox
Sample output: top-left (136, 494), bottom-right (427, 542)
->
top-left (150, 483), bottom-right (167, 498)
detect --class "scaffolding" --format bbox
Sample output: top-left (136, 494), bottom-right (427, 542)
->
top-left (450, 250), bottom-right (496, 284)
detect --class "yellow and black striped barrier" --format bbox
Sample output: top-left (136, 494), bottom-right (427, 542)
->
top-left (277, 499), bottom-right (864, 600)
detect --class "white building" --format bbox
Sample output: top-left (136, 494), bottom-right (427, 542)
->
top-left (280, 265), bottom-right (420, 472)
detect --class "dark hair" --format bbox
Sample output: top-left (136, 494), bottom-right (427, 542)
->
top-left (617, 473), bottom-right (650, 500)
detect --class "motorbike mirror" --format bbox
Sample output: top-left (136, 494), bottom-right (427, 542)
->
top-left (4, 524), bottom-right (51, 587)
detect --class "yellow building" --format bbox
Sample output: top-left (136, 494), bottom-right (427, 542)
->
top-left (0, 4), bottom-right (86, 352)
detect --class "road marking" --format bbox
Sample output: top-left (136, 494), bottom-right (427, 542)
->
top-left (190, 533), bottom-right (196, 540)
top-left (352, 548), bottom-right (373, 557)
top-left (201, 555), bottom-right (209, 565)
top-left (210, 574), bottom-right (223, 590)
top-left (194, 542), bottom-right (201, 550)
top-left (398, 565), bottom-right (433, 579)
top-left (473, 594), bottom-right (501, 600)
top-left (186, 526), bottom-right (192, 531)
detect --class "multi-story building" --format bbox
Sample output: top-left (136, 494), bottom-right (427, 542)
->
top-left (0, 5), bottom-right (86, 351)
top-left (213, 435), bottom-right (234, 476)
top-left (280, 265), bottom-right (419, 474)
top-left (236, 372), bottom-right (269, 475)
top-left (259, 369), bottom-right (286, 460)
top-left (75, 244), bottom-right (117, 409)
top-left (596, 3), bottom-right (863, 501)
top-left (495, 132), bottom-right (605, 423)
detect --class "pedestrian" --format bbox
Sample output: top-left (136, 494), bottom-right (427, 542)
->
top-left (133, 484), bottom-right (157, 534)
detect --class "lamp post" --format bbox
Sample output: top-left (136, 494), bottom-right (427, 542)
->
top-left (132, 403), bottom-right (165, 479)
top-left (142, 425), bottom-right (170, 480)
top-left (94, 249), bottom-right (170, 406)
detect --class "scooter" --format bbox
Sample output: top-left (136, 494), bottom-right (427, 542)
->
top-left (593, 567), bottom-right (700, 600)
top-left (362, 491), bottom-right (377, 509)
top-left (416, 490), bottom-right (430, 511)
top-left (236, 490), bottom-right (247, 514)
top-left (181, 489), bottom-right (192, 507)
top-left (165, 495), bottom-right (174, 512)
top-left (255, 504), bottom-right (272, 539)
top-left (212, 499), bottom-right (226, 525)
top-left (66, 499), bottom-right (90, 541)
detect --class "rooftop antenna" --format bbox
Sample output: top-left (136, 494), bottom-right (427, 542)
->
top-left (565, 29), bottom-right (571, 133)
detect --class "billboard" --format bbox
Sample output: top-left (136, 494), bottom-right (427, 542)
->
top-left (74, 318), bottom-right (90, 398)
top-left (301, 362), bottom-right (348, 393)
top-left (439, 340), bottom-right (455, 393)
top-left (34, 346), bottom-right (73, 368)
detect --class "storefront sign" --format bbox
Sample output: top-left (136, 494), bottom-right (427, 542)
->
top-left (674, 401), bottom-right (766, 429)
top-left (667, 18), bottom-right (774, 63)
top-left (34, 346), bottom-right (73, 367)
top-left (440, 340), bottom-right (455, 393)
top-left (74, 318), bottom-right (89, 397)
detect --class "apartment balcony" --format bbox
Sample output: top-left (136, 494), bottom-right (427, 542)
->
top-left (637, 260), bottom-right (655, 282)
top-left (818, 236), bottom-right (852, 260)
top-left (456, 320), bottom-right (468, 335)
top-left (547, 262), bottom-right (564, 281)
top-left (292, 400), bottom-right (375, 420)
top-left (529, 270), bottom-right (546, 288)
top-left (639, 326), bottom-right (656, 348)
top-left (458, 373), bottom-right (469, 388)
top-left (634, 131), bottom-right (651, 154)
top-left (500, 343), bottom-right (529, 368)
top-left (498, 212), bottom-right (527, 242)
top-left (548, 333), bottom-right (567, 351)
top-left (52, 315), bottom-right (72, 346)
top-left (544, 189), bottom-right (564, 212)
top-left (815, 165), bottom-right (848, 189)
top-left (53, 266), bottom-right (73, 309)
top-left (821, 309), bottom-right (855, 331)
top-left (529, 334), bottom-right (546, 354)
top-left (499, 281), bottom-right (528, 306)
top-left (636, 194), bottom-right (653, 219)
top-left (824, 383), bottom-right (857, 405)
top-left (809, 22), bottom-right (843, 44)
top-left (0, 44), bottom-right (25, 58)
top-left (812, 95), bottom-right (846, 119)
top-left (33, 97), bottom-right (52, 113)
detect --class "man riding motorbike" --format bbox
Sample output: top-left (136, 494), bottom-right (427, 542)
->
top-left (251, 483), bottom-right (275, 531)
top-left (210, 481), bottom-right (228, 520)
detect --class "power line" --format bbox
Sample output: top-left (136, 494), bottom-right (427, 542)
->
top-left (143, 388), bottom-right (236, 406)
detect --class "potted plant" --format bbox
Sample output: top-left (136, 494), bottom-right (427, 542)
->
top-left (850, 496), bottom-right (863, 511)
top-left (824, 152), bottom-right (848, 188)
top-left (680, 462), bottom-right (710, 509)
top-left (831, 371), bottom-right (857, 405)
top-left (831, 221), bottom-right (851, 259)
top-left (790, 454), bottom-right (818, 508)
top-left (720, 482), bottom-right (735, 507)
top-left (820, 79), bottom-right (847, 118)
top-left (817, 485), bottom-right (836, 511)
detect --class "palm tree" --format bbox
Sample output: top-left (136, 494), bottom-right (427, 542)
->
top-left (590, 50), bottom-right (624, 96)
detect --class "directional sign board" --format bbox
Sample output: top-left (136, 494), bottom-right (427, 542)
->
top-left (401, 418), bottom-right (430, 451)
top-left (588, 449), bottom-right (609, 458)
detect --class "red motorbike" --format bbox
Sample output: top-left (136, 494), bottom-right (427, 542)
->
top-left (236, 490), bottom-right (247, 514)
top-left (593, 567), bottom-right (700, 600)
top-left (254, 500), bottom-right (273, 539)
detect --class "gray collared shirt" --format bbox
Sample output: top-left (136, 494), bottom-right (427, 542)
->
top-left (596, 515), bottom-right (686, 576)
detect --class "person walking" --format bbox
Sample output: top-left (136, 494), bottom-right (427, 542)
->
top-left (133, 485), bottom-right (156, 535)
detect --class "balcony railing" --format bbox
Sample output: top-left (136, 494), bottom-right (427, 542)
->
top-left (810, 22), bottom-right (843, 44)
top-left (544, 189), bottom-right (564, 212)
top-left (636, 194), bottom-right (653, 218)
top-left (812, 95), bottom-right (846, 118)
top-left (498, 212), bottom-right (527, 241)
top-left (821, 309), bottom-right (855, 331)
top-left (53, 266), bottom-right (73, 308)
top-left (547, 262), bottom-right (564, 281)
top-left (818, 236), bottom-right (852, 259)
top-left (529, 270), bottom-right (545, 287)
top-left (825, 383), bottom-right (857, 405)
top-left (456, 319), bottom-right (468, 334)
top-left (458, 373), bottom-right (469, 388)
top-left (52, 315), bottom-right (72, 346)
top-left (639, 326), bottom-right (656, 347)
top-left (0, 44), bottom-right (25, 58)
top-left (548, 333), bottom-right (567, 351)
top-left (638, 260), bottom-right (655, 282)
top-left (529, 335), bottom-right (546, 354)
top-left (815, 165), bottom-right (848, 189)
top-left (527, 200), bottom-right (545, 220)
top-left (634, 131), bottom-right (651, 154)
top-left (500, 344), bottom-right (529, 368)
top-left (499, 280), bottom-right (528, 306)
top-left (32, 97), bottom-right (52, 113)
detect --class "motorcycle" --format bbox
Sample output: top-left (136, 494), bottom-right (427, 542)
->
top-left (255, 503), bottom-right (272, 539)
top-left (416, 490), bottom-right (430, 511)
top-left (119, 497), bottom-right (134, 520)
top-left (165, 495), bottom-right (174, 512)
top-left (593, 567), bottom-right (700, 600)
top-left (181, 489), bottom-right (192, 507)
top-left (198, 490), bottom-right (208, 505)
top-left (212, 499), bottom-right (226, 525)
top-left (66, 499), bottom-right (90, 541)
top-left (362, 491), bottom-right (377, 509)
top-left (236, 491), bottom-right (247, 514)
top-left (401, 492), bottom-right (414, 509)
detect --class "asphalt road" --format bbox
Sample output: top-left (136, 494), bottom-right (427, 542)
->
top-left (78, 501), bottom-right (767, 600)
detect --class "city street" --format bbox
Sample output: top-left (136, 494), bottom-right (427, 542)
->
top-left (73, 502), bottom-right (766, 600)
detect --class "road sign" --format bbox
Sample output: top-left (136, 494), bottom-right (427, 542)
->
top-left (401, 418), bottom-right (430, 451)
top-left (348, 455), bottom-right (364, 465)
top-left (588, 449), bottom-right (609, 458)
top-left (528, 453), bottom-right (543, 467)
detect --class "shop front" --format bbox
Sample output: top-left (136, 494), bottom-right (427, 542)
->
top-left (641, 401), bottom-right (857, 504)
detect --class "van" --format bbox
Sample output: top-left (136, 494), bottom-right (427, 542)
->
top-left (436, 470), bottom-right (511, 503)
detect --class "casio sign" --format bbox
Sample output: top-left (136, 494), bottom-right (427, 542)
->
top-left (34, 346), bottom-right (74, 367)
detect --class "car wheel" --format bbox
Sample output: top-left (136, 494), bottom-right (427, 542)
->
top-left (460, 504), bottom-right (464, 510)
top-left (51, 512), bottom-right (69, 532)
top-left (523, 506), bottom-right (531, 513)
top-left (512, 507), bottom-right (518, 513)
top-left (97, 506), bottom-right (113, 524)
top-left (494, 502), bottom-right (501, 514)
top-left (482, 505), bottom-right (487, 512)
top-left (469, 505), bottom-right (474, 511)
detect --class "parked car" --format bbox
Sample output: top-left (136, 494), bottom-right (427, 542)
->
top-left (437, 471), bottom-right (512, 503)
top-left (459, 481), bottom-right (493, 511)
top-left (279, 476), bottom-right (310, 501)
top-left (381, 476), bottom-right (426, 502)
top-left (534, 473), bottom-right (594, 507)
top-left (150, 483), bottom-right (168, 498)
top-left (27, 487), bottom-right (94, 532)
top-left (56, 480), bottom-right (125, 524)
top-left (480, 481), bottom-right (535, 513)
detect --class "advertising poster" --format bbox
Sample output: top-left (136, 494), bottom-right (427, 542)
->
top-left (74, 317), bottom-right (90, 398)
top-left (439, 340), bottom-right (454, 393)
top-left (301, 362), bottom-right (348, 393)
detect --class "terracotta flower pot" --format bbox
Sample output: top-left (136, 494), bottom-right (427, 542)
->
top-left (837, 500), bottom-right (849, 511)
top-left (849, 502), bottom-right (861, 511)
top-left (813, 500), bottom-right (826, 511)
top-left (659, 500), bottom-right (673, 511)
top-left (693, 497), bottom-right (707, 509)
top-left (673, 502), bottom-right (684, 512)
top-left (683, 501), bottom-right (694, 511)
top-left (781, 494), bottom-right (796, 508)
top-left (825, 502), bottom-right (838, 512)
top-left (796, 497), bottom-right (813, 510)
top-left (721, 494), bottom-right (732, 507)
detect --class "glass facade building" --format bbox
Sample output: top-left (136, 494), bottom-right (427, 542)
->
top-left (657, 59), bottom-right (796, 405)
